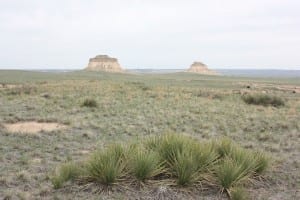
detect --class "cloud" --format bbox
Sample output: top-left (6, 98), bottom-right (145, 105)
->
top-left (0, 0), bottom-right (299, 69)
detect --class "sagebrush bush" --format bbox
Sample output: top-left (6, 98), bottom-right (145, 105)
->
top-left (242, 93), bottom-right (285, 107)
top-left (81, 98), bottom-right (98, 107)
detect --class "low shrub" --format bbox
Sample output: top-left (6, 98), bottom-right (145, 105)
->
top-left (242, 93), bottom-right (285, 107)
top-left (81, 98), bottom-right (98, 108)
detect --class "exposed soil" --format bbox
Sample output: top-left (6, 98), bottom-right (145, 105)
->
top-left (3, 121), bottom-right (67, 134)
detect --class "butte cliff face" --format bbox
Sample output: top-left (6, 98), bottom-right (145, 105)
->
top-left (187, 62), bottom-right (218, 75)
top-left (85, 55), bottom-right (123, 72)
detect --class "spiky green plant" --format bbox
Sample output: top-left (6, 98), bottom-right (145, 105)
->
top-left (192, 142), bottom-right (219, 172)
top-left (171, 150), bottom-right (200, 186)
top-left (215, 138), bottom-right (236, 158)
top-left (253, 151), bottom-right (269, 174)
top-left (229, 147), bottom-right (257, 175)
top-left (86, 144), bottom-right (126, 185)
top-left (216, 158), bottom-right (251, 191)
top-left (155, 133), bottom-right (194, 165)
top-left (51, 162), bottom-right (82, 189)
top-left (129, 147), bottom-right (164, 182)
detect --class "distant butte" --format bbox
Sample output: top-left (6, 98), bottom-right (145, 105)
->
top-left (85, 55), bottom-right (123, 72)
top-left (186, 61), bottom-right (219, 75)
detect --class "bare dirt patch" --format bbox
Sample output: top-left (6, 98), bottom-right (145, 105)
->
top-left (3, 121), bottom-right (67, 134)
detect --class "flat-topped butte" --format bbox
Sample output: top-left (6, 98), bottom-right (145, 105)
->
top-left (85, 55), bottom-right (123, 72)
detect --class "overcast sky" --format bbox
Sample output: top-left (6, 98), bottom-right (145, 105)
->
top-left (0, 0), bottom-right (299, 69)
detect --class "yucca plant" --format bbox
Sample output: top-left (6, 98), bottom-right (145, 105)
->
top-left (171, 150), bottom-right (200, 186)
top-left (156, 133), bottom-right (193, 165)
top-left (128, 147), bottom-right (165, 182)
top-left (86, 144), bottom-right (127, 185)
top-left (51, 162), bottom-right (82, 189)
top-left (192, 142), bottom-right (219, 172)
top-left (215, 138), bottom-right (236, 158)
top-left (216, 158), bottom-right (251, 192)
top-left (253, 151), bottom-right (269, 174)
top-left (229, 147), bottom-right (257, 175)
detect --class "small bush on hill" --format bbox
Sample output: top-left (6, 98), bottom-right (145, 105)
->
top-left (242, 93), bottom-right (285, 107)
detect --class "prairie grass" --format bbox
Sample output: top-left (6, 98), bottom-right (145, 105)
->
top-left (1, 70), bottom-right (299, 199)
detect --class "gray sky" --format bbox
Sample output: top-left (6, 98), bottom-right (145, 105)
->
top-left (0, 0), bottom-right (299, 69)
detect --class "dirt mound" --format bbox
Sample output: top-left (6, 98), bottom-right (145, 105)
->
top-left (3, 121), bottom-right (67, 134)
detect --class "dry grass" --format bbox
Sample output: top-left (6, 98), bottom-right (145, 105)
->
top-left (0, 70), bottom-right (299, 199)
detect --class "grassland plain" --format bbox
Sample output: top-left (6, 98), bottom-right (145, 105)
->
top-left (0, 70), bottom-right (299, 199)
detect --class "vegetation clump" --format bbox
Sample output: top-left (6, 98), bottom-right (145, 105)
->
top-left (52, 133), bottom-right (270, 199)
top-left (242, 93), bottom-right (285, 107)
top-left (51, 162), bottom-right (82, 189)
top-left (81, 98), bottom-right (98, 108)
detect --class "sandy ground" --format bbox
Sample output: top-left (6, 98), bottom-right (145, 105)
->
top-left (3, 121), bottom-right (67, 134)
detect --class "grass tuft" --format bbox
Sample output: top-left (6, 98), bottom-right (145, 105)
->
top-left (81, 98), bottom-right (98, 108)
top-left (128, 147), bottom-right (164, 182)
top-left (86, 144), bottom-right (126, 185)
top-left (253, 151), bottom-right (269, 174)
top-left (51, 162), bottom-right (82, 189)
top-left (216, 158), bottom-right (251, 190)
top-left (171, 150), bottom-right (199, 186)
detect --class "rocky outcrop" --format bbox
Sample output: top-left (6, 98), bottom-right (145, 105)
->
top-left (85, 55), bottom-right (123, 72)
top-left (186, 62), bottom-right (219, 75)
